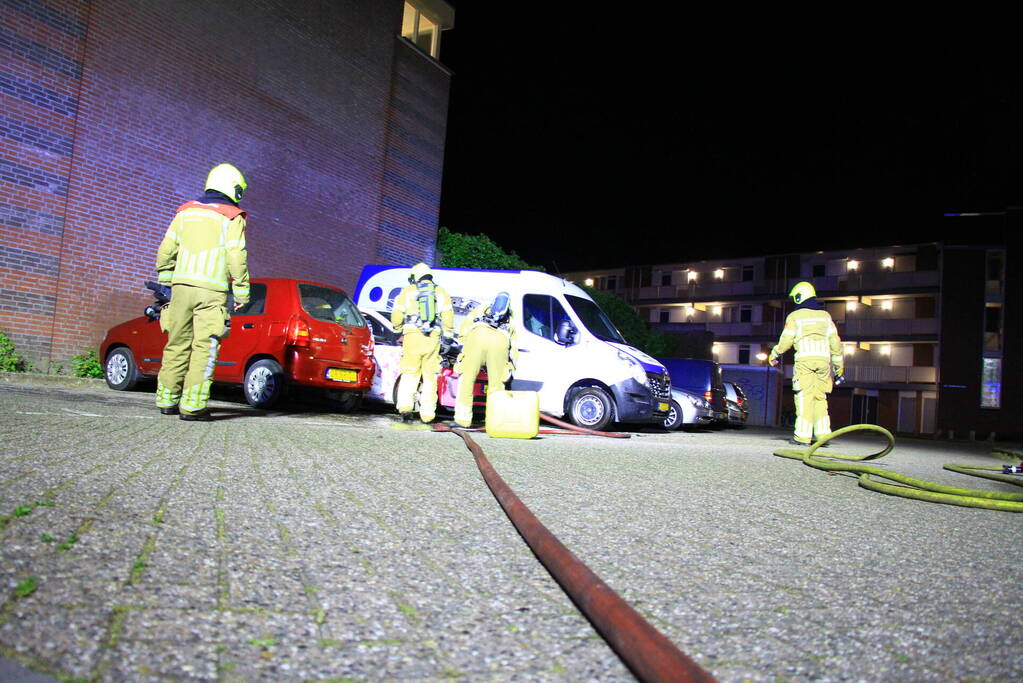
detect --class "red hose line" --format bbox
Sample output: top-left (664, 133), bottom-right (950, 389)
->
top-left (540, 412), bottom-right (632, 438)
top-left (448, 427), bottom-right (716, 683)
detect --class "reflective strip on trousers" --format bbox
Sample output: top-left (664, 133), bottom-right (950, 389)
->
top-left (156, 380), bottom-right (181, 408)
top-left (181, 380), bottom-right (212, 413)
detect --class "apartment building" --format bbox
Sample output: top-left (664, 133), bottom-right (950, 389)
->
top-left (566, 241), bottom-right (1018, 439)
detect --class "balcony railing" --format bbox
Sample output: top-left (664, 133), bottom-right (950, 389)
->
top-left (840, 318), bottom-right (938, 336)
top-left (654, 319), bottom-right (938, 340)
top-left (781, 365), bottom-right (937, 384)
top-left (627, 270), bottom-right (940, 303)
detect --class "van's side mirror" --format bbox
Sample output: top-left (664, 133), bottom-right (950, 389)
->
top-left (555, 320), bottom-right (577, 346)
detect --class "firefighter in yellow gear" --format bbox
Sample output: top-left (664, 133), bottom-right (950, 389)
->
top-left (769, 281), bottom-right (844, 445)
top-left (452, 292), bottom-right (518, 428)
top-left (155, 163), bottom-right (250, 421)
top-left (390, 263), bottom-right (454, 423)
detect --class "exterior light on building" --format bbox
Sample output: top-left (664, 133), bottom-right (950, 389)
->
top-left (756, 352), bottom-right (768, 362)
top-left (712, 343), bottom-right (720, 354)
top-left (684, 305), bottom-right (694, 317)
top-left (584, 278), bottom-right (594, 287)
top-left (843, 344), bottom-right (855, 355)
top-left (881, 299), bottom-right (893, 311)
top-left (687, 271), bottom-right (698, 282)
top-left (882, 257), bottom-right (895, 269)
top-left (712, 306), bottom-right (722, 316)
top-left (880, 344), bottom-right (891, 356)
top-left (713, 268), bottom-right (724, 280)
top-left (847, 259), bottom-right (860, 271)
top-left (846, 300), bottom-right (858, 311)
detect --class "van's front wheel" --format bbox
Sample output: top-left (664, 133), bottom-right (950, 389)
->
top-left (568, 387), bottom-right (613, 431)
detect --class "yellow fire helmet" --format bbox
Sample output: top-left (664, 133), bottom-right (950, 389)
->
top-left (789, 281), bottom-right (817, 305)
top-left (205, 163), bottom-right (247, 204)
top-left (409, 262), bottom-right (432, 283)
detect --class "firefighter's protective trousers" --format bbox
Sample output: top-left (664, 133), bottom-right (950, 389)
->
top-left (792, 359), bottom-right (833, 444)
top-left (453, 325), bottom-right (512, 427)
top-left (156, 284), bottom-right (230, 414)
top-left (396, 329), bottom-right (442, 422)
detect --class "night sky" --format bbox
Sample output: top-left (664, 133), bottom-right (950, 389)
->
top-left (437, 7), bottom-right (1018, 273)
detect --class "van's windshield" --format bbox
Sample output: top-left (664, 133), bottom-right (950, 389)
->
top-left (565, 295), bottom-right (626, 344)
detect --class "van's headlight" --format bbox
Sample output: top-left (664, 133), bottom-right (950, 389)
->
top-left (617, 351), bottom-right (648, 386)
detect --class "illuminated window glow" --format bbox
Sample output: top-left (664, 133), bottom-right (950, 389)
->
top-left (401, 1), bottom-right (446, 58)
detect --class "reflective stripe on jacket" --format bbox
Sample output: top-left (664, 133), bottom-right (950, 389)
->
top-left (156, 201), bottom-right (251, 303)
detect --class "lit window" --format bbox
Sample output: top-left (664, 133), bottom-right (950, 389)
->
top-left (847, 259), bottom-right (860, 271)
top-left (401, 1), bottom-right (453, 59)
top-left (882, 257), bottom-right (895, 269)
top-left (846, 301), bottom-right (858, 311)
top-left (880, 300), bottom-right (893, 311)
top-left (880, 345), bottom-right (891, 356)
top-left (713, 268), bottom-right (724, 280)
top-left (687, 271), bottom-right (698, 282)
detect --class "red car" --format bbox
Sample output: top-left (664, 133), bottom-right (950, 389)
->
top-left (99, 278), bottom-right (375, 410)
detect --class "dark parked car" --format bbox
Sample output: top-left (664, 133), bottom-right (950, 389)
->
top-left (722, 381), bottom-right (750, 427)
top-left (100, 278), bottom-right (375, 409)
top-left (656, 357), bottom-right (728, 420)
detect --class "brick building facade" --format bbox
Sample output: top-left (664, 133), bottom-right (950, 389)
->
top-left (1, 0), bottom-right (451, 368)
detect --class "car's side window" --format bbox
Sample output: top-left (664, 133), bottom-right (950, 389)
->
top-left (230, 283), bottom-right (267, 316)
top-left (522, 294), bottom-right (570, 342)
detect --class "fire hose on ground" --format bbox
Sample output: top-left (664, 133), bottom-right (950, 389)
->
top-left (444, 424), bottom-right (716, 683)
top-left (773, 424), bottom-right (1023, 512)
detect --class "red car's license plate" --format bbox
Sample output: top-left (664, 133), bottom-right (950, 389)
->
top-left (326, 368), bottom-right (357, 382)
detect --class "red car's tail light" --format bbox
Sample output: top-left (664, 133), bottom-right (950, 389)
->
top-left (286, 315), bottom-right (310, 347)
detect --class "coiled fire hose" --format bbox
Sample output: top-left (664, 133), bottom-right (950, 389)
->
top-left (773, 424), bottom-right (1023, 512)
top-left (446, 426), bottom-right (715, 682)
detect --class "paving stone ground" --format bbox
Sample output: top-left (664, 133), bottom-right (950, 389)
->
top-left (0, 375), bottom-right (1021, 681)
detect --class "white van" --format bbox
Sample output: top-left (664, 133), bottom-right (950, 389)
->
top-left (353, 265), bottom-right (672, 431)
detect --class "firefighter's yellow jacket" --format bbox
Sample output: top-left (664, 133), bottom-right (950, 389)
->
top-left (156, 201), bottom-right (250, 304)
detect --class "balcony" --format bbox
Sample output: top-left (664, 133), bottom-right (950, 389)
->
top-left (840, 318), bottom-right (938, 337)
top-left (822, 270), bottom-right (939, 294)
top-left (781, 365), bottom-right (937, 384)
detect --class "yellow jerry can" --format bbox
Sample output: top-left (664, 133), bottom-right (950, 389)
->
top-left (485, 390), bottom-right (540, 439)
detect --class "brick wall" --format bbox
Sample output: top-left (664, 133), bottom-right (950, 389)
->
top-left (1, 0), bottom-right (449, 368)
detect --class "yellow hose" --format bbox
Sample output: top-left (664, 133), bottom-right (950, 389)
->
top-left (773, 424), bottom-right (1023, 512)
